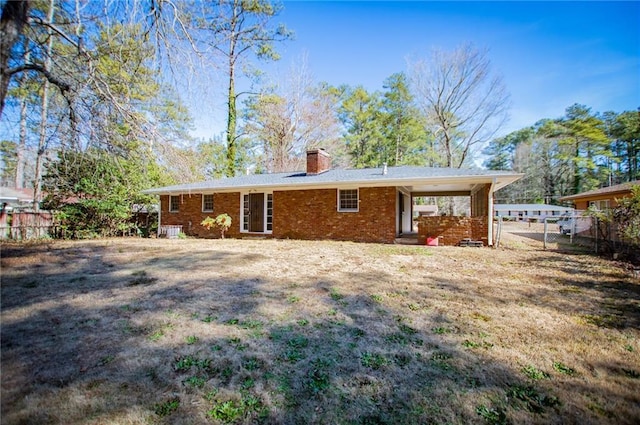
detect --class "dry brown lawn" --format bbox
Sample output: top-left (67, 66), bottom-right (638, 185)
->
top-left (1, 223), bottom-right (639, 425)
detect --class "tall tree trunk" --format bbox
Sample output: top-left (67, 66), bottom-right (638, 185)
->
top-left (0, 0), bottom-right (30, 117)
top-left (15, 39), bottom-right (30, 189)
top-left (33, 0), bottom-right (55, 211)
top-left (226, 60), bottom-right (236, 177)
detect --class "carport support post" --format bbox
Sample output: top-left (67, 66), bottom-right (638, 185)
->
top-left (488, 178), bottom-right (496, 246)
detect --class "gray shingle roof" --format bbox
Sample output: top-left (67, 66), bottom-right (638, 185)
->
top-left (142, 166), bottom-right (522, 195)
top-left (559, 180), bottom-right (640, 201)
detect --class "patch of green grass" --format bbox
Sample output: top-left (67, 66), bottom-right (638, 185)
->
top-left (407, 303), bottom-right (421, 311)
top-left (522, 365), bottom-right (550, 381)
top-left (385, 332), bottom-right (410, 345)
top-left (624, 344), bottom-right (634, 352)
top-left (581, 313), bottom-right (624, 328)
top-left (154, 398), bottom-right (180, 417)
top-left (241, 377), bottom-right (255, 390)
top-left (329, 288), bottom-right (346, 305)
top-left (204, 389), bottom-right (219, 401)
top-left (225, 318), bottom-right (239, 325)
top-left (174, 355), bottom-right (211, 372)
top-left (243, 357), bottom-right (261, 371)
top-left (307, 358), bottom-right (332, 394)
top-left (287, 295), bottom-right (300, 303)
top-left (207, 400), bottom-right (242, 423)
top-left (432, 327), bottom-right (450, 334)
top-left (507, 384), bottom-right (561, 414)
top-left (476, 404), bottom-right (509, 425)
top-left (228, 336), bottom-right (247, 351)
top-left (430, 351), bottom-right (455, 372)
top-left (241, 319), bottom-right (263, 330)
top-left (207, 393), bottom-right (267, 423)
top-left (553, 361), bottom-right (577, 376)
top-left (399, 323), bottom-right (418, 335)
top-left (462, 339), bottom-right (493, 349)
top-left (148, 322), bottom-right (174, 342)
top-left (296, 318), bottom-right (309, 326)
top-left (185, 335), bottom-right (199, 345)
top-left (361, 352), bottom-right (388, 370)
top-left (202, 315), bottom-right (216, 323)
top-left (370, 294), bottom-right (383, 303)
top-left (183, 375), bottom-right (206, 388)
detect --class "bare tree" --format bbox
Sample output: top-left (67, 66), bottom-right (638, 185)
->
top-left (243, 55), bottom-right (343, 173)
top-left (408, 43), bottom-right (510, 168)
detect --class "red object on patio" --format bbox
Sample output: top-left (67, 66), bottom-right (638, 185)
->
top-left (426, 237), bottom-right (439, 246)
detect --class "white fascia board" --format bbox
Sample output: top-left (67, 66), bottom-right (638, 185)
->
top-left (142, 173), bottom-right (524, 195)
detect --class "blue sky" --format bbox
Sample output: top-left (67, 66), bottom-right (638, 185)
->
top-left (191, 0), bottom-right (639, 140)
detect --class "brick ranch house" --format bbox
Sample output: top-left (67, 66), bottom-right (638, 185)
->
top-left (142, 149), bottom-right (522, 246)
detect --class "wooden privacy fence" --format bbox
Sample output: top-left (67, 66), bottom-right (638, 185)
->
top-left (0, 211), bottom-right (54, 240)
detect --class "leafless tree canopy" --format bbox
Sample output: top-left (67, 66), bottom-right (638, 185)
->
top-left (408, 43), bottom-right (510, 168)
top-left (243, 55), bottom-right (343, 173)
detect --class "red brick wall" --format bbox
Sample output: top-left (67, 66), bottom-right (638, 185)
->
top-left (160, 186), bottom-right (398, 243)
top-left (160, 193), bottom-right (241, 238)
top-left (417, 216), bottom-right (489, 246)
top-left (273, 186), bottom-right (397, 243)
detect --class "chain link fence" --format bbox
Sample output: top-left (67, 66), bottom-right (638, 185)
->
top-left (494, 212), bottom-right (597, 251)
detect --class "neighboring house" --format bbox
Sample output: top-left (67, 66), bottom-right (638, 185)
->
top-left (494, 204), bottom-right (574, 221)
top-left (559, 180), bottom-right (640, 210)
top-left (0, 187), bottom-right (52, 240)
top-left (142, 149), bottom-right (522, 245)
top-left (0, 187), bottom-right (35, 210)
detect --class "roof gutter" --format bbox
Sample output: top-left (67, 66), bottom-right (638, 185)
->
top-left (142, 173), bottom-right (524, 196)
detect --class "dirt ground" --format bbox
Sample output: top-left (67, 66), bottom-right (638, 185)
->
top-left (1, 223), bottom-right (639, 424)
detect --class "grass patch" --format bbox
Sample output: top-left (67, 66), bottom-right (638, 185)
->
top-left (553, 361), bottom-right (577, 376)
top-left (506, 384), bottom-right (561, 413)
top-left (521, 365), bottom-right (550, 381)
top-left (361, 352), bottom-right (388, 370)
top-left (154, 398), bottom-right (180, 417)
top-left (476, 404), bottom-right (508, 425)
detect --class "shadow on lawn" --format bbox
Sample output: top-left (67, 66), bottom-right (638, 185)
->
top-left (523, 253), bottom-right (640, 330)
top-left (1, 241), bottom-right (638, 424)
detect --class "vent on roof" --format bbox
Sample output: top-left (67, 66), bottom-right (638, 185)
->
top-left (306, 149), bottom-right (331, 175)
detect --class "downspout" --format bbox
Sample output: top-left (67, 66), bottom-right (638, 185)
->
top-left (488, 178), bottom-right (496, 246)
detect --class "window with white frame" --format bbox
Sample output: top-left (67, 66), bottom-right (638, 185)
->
top-left (589, 200), bottom-right (610, 210)
top-left (267, 193), bottom-right (273, 231)
top-left (242, 194), bottom-right (250, 231)
top-left (338, 189), bottom-right (359, 212)
top-left (169, 195), bottom-right (180, 212)
top-left (202, 194), bottom-right (214, 212)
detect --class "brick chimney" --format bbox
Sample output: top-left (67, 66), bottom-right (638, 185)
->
top-left (306, 149), bottom-right (331, 175)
